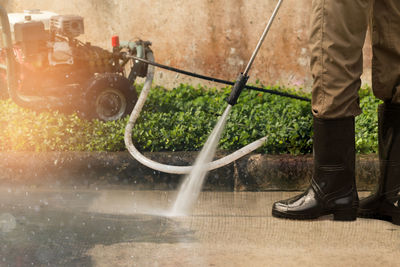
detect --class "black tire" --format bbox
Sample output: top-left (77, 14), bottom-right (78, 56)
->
top-left (84, 73), bottom-right (137, 121)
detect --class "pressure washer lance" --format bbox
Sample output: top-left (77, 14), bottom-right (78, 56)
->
top-left (227, 0), bottom-right (284, 105)
top-left (170, 0), bottom-right (285, 214)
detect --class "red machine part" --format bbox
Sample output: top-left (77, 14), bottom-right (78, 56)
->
top-left (111, 35), bottom-right (120, 48)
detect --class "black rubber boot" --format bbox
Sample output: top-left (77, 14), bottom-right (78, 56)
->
top-left (272, 117), bottom-right (358, 221)
top-left (358, 103), bottom-right (400, 225)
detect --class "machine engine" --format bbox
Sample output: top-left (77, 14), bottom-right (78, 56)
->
top-left (12, 13), bottom-right (114, 96)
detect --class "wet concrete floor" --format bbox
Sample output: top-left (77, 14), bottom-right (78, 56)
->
top-left (0, 186), bottom-right (399, 267)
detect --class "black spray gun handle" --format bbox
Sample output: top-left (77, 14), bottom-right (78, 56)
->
top-left (227, 73), bottom-right (249, 106)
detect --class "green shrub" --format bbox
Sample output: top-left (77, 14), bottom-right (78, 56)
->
top-left (355, 86), bottom-right (380, 153)
top-left (0, 84), bottom-right (380, 154)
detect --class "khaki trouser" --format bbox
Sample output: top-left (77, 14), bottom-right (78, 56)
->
top-left (310, 0), bottom-right (400, 118)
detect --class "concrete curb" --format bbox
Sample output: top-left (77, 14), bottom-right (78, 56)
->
top-left (0, 152), bottom-right (379, 191)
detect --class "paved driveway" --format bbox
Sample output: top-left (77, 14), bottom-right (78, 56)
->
top-left (0, 187), bottom-right (399, 266)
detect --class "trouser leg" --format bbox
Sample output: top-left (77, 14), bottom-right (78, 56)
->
top-left (310, 0), bottom-right (372, 118)
top-left (371, 0), bottom-right (400, 103)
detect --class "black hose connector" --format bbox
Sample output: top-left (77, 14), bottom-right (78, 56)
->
top-left (227, 73), bottom-right (249, 105)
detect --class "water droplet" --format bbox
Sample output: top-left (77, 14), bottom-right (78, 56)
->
top-left (0, 213), bottom-right (16, 233)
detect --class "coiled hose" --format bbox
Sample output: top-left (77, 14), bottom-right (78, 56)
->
top-left (124, 51), bottom-right (268, 174)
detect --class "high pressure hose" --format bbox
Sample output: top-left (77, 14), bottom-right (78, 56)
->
top-left (124, 51), bottom-right (267, 174)
top-left (124, 0), bottom-right (285, 174)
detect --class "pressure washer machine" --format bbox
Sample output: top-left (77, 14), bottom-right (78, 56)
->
top-left (0, 8), bottom-right (150, 121)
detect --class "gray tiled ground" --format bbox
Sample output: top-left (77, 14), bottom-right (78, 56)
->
top-left (1, 187), bottom-right (399, 267)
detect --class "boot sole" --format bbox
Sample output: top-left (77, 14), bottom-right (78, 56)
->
top-left (358, 209), bottom-right (400, 226)
top-left (272, 208), bottom-right (357, 221)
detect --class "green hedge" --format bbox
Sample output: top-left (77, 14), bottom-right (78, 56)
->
top-left (0, 84), bottom-right (380, 154)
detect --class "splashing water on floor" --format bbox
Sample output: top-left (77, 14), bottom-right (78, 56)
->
top-left (170, 105), bottom-right (232, 216)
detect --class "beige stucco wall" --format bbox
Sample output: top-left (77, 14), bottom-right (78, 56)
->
top-left (1, 0), bottom-right (372, 91)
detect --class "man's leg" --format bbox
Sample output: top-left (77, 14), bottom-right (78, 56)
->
top-left (358, 0), bottom-right (400, 225)
top-left (272, 0), bottom-right (371, 220)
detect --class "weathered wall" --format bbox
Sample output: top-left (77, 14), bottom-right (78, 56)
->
top-left (1, 0), bottom-right (372, 90)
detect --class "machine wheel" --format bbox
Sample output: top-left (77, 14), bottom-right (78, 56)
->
top-left (85, 73), bottom-right (137, 121)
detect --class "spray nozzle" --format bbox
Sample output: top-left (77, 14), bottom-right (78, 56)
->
top-left (227, 73), bottom-right (249, 105)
